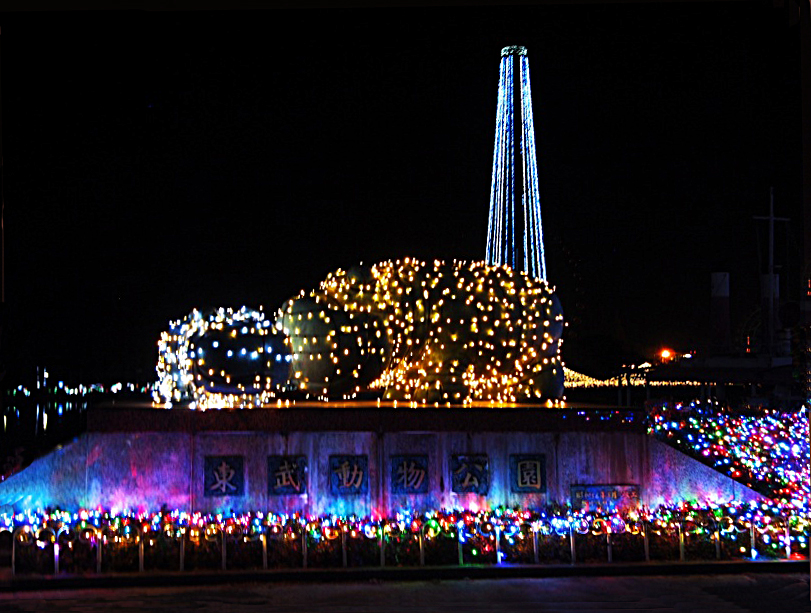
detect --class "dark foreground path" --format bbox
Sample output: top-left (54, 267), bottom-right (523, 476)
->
top-left (0, 574), bottom-right (808, 613)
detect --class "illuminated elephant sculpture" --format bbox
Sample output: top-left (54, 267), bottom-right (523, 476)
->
top-left (281, 258), bottom-right (564, 403)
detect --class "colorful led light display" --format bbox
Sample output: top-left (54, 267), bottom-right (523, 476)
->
top-left (649, 403), bottom-right (809, 513)
top-left (3, 500), bottom-right (806, 570)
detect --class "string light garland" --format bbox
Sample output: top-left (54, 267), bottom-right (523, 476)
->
top-left (563, 367), bottom-right (705, 388)
top-left (3, 500), bottom-right (807, 573)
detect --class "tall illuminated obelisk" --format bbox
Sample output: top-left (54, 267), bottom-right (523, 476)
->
top-left (485, 45), bottom-right (547, 280)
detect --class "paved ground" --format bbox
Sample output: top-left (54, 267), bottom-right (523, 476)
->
top-left (0, 574), bottom-right (808, 612)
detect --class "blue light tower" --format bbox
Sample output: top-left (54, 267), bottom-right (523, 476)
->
top-left (486, 45), bottom-right (547, 280)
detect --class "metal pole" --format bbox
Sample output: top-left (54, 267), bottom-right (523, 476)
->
top-left (753, 189), bottom-right (789, 355)
top-left (53, 542), bottom-right (59, 574)
top-left (262, 534), bottom-right (268, 570)
top-left (802, 0), bottom-right (811, 317)
top-left (138, 536), bottom-right (144, 573)
top-left (785, 517), bottom-right (792, 560)
top-left (179, 532), bottom-right (185, 571)
top-left (678, 523), bottom-right (685, 562)
top-left (96, 534), bottom-right (102, 574)
top-left (569, 523), bottom-right (576, 565)
top-left (379, 530), bottom-right (385, 567)
top-left (768, 187), bottom-right (774, 355)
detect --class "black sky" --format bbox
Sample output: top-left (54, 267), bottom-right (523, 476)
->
top-left (0, 2), bottom-right (803, 383)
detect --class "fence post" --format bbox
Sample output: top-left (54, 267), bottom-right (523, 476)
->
top-left (302, 529), bottom-right (308, 569)
top-left (606, 529), bottom-right (612, 563)
top-left (56, 526), bottom-right (71, 575)
top-left (36, 528), bottom-right (58, 575)
top-left (419, 531), bottom-right (425, 566)
top-left (96, 532), bottom-right (102, 574)
top-left (494, 526), bottom-right (501, 564)
top-left (569, 523), bottom-right (576, 565)
top-left (532, 527), bottom-right (539, 565)
top-left (749, 522), bottom-right (756, 560)
top-left (678, 522), bottom-right (685, 562)
top-left (643, 521), bottom-right (650, 562)
top-left (221, 530), bottom-right (227, 571)
top-left (714, 526), bottom-right (721, 560)
top-left (179, 531), bottom-right (185, 571)
top-left (262, 533), bottom-right (268, 570)
top-left (341, 529), bottom-right (348, 568)
top-left (138, 536), bottom-right (144, 572)
top-left (11, 534), bottom-right (15, 577)
top-left (457, 530), bottom-right (464, 566)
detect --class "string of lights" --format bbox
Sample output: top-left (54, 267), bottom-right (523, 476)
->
top-left (563, 368), bottom-right (706, 388)
top-left (486, 46), bottom-right (546, 280)
top-left (4, 500), bottom-right (807, 567)
top-left (520, 54), bottom-right (545, 280)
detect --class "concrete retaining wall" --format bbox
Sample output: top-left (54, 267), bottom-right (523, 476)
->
top-left (0, 424), bottom-right (762, 515)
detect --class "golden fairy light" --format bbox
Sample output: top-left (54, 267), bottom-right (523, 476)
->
top-left (157, 259), bottom-right (566, 407)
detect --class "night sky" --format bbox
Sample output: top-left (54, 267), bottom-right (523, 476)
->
top-left (0, 3), bottom-right (803, 384)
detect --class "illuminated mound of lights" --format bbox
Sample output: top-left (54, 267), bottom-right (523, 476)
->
top-left (156, 306), bottom-right (291, 409)
top-left (281, 258), bottom-right (565, 403)
top-left (649, 404), bottom-right (809, 513)
top-left (156, 259), bottom-right (565, 407)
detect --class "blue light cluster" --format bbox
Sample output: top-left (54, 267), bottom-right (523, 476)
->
top-left (156, 306), bottom-right (292, 408)
top-left (486, 46), bottom-right (547, 280)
